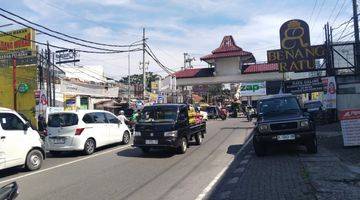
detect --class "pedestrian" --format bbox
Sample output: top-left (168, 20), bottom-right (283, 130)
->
top-left (117, 110), bottom-right (129, 124)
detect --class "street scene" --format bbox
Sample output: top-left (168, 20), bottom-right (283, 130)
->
top-left (1, 0), bottom-right (360, 200)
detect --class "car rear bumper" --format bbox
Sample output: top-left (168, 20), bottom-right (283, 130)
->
top-left (45, 137), bottom-right (84, 151)
top-left (254, 130), bottom-right (316, 144)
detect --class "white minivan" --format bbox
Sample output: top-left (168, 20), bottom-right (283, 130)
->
top-left (0, 107), bottom-right (45, 171)
top-left (46, 110), bottom-right (131, 155)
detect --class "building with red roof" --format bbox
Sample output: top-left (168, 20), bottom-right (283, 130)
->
top-left (174, 35), bottom-right (282, 86)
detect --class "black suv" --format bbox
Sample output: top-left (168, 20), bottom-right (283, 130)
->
top-left (253, 94), bottom-right (317, 156)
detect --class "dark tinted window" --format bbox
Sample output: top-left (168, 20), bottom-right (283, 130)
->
top-left (48, 113), bottom-right (78, 127)
top-left (92, 112), bottom-right (107, 123)
top-left (259, 97), bottom-right (300, 115)
top-left (82, 114), bottom-right (94, 124)
top-left (304, 101), bottom-right (322, 109)
top-left (139, 106), bottom-right (178, 122)
top-left (105, 113), bottom-right (119, 124)
top-left (0, 113), bottom-right (24, 130)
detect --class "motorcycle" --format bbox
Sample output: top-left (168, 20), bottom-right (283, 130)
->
top-left (0, 182), bottom-right (19, 200)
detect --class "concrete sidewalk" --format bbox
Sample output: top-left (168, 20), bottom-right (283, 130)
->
top-left (207, 123), bottom-right (360, 200)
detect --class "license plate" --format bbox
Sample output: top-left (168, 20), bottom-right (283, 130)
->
top-left (277, 134), bottom-right (295, 141)
top-left (145, 140), bottom-right (158, 145)
top-left (53, 138), bottom-right (65, 144)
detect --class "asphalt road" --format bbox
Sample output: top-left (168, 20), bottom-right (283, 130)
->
top-left (0, 118), bottom-right (253, 200)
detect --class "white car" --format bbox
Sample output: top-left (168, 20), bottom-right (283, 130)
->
top-left (46, 110), bottom-right (131, 155)
top-left (0, 107), bottom-right (45, 171)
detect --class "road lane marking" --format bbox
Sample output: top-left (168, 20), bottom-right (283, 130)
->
top-left (194, 134), bottom-right (253, 200)
top-left (0, 144), bottom-right (132, 185)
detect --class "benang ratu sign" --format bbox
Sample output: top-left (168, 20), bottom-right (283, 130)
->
top-left (267, 19), bottom-right (327, 72)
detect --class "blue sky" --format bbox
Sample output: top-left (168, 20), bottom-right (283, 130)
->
top-left (0, 0), bottom-right (354, 78)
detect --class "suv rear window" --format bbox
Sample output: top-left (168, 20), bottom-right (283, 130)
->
top-left (48, 113), bottom-right (78, 127)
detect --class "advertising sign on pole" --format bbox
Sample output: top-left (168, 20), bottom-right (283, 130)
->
top-left (267, 19), bottom-right (327, 72)
top-left (0, 28), bottom-right (35, 55)
top-left (283, 77), bottom-right (324, 94)
top-left (321, 76), bottom-right (337, 109)
top-left (339, 109), bottom-right (360, 146)
top-left (237, 82), bottom-right (266, 96)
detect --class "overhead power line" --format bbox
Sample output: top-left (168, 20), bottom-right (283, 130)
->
top-left (0, 8), bottom-right (141, 48)
top-left (145, 44), bottom-right (175, 75)
top-left (0, 13), bottom-right (135, 52)
top-left (308, 0), bottom-right (318, 25)
top-left (332, 0), bottom-right (349, 26)
top-left (0, 30), bottom-right (142, 54)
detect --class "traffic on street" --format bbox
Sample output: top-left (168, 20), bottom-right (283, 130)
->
top-left (1, 1), bottom-right (360, 200)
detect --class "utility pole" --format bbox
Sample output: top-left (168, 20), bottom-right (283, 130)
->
top-left (12, 57), bottom-right (17, 110)
top-left (142, 28), bottom-right (146, 99)
top-left (353, 0), bottom-right (360, 75)
top-left (52, 52), bottom-right (56, 106)
top-left (183, 53), bottom-right (188, 69)
top-left (47, 42), bottom-right (52, 106)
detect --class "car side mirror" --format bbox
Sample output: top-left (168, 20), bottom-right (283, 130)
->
top-left (23, 122), bottom-right (30, 131)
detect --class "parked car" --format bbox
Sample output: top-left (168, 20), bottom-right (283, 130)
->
top-left (133, 104), bottom-right (206, 154)
top-left (303, 100), bottom-right (326, 124)
top-left (0, 107), bottom-right (45, 171)
top-left (46, 110), bottom-right (131, 155)
top-left (253, 94), bottom-right (317, 156)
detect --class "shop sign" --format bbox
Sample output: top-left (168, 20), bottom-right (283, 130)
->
top-left (55, 49), bottom-right (80, 64)
top-left (267, 19), bottom-right (326, 72)
top-left (17, 83), bottom-right (29, 93)
top-left (0, 28), bottom-right (35, 54)
top-left (339, 109), bottom-right (360, 146)
top-left (151, 82), bottom-right (158, 90)
top-left (237, 82), bottom-right (266, 96)
top-left (284, 77), bottom-right (324, 94)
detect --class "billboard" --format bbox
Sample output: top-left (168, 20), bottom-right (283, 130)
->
top-left (0, 28), bottom-right (35, 54)
top-left (321, 76), bottom-right (336, 109)
top-left (284, 77), bottom-right (324, 94)
top-left (339, 109), bottom-right (360, 146)
top-left (237, 82), bottom-right (266, 97)
top-left (0, 65), bottom-right (37, 124)
top-left (267, 19), bottom-right (326, 72)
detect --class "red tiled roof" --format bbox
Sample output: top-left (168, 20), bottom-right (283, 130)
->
top-left (241, 63), bottom-right (279, 74)
top-left (200, 35), bottom-right (254, 61)
top-left (173, 68), bottom-right (215, 79)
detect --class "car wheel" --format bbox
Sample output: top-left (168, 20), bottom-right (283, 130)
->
top-left (83, 138), bottom-right (96, 155)
top-left (122, 131), bottom-right (131, 145)
top-left (253, 139), bottom-right (266, 157)
top-left (177, 137), bottom-right (188, 154)
top-left (49, 151), bottom-right (62, 156)
top-left (25, 149), bottom-right (43, 171)
top-left (306, 137), bottom-right (318, 154)
top-left (195, 133), bottom-right (202, 145)
top-left (140, 147), bottom-right (150, 153)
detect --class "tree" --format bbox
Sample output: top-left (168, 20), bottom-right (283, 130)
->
top-left (120, 72), bottom-right (161, 92)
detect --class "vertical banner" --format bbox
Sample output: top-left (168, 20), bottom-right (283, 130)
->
top-left (322, 76), bottom-right (336, 109)
top-left (339, 109), bottom-right (360, 146)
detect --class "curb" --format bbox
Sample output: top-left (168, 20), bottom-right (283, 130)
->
top-left (195, 129), bottom-right (254, 200)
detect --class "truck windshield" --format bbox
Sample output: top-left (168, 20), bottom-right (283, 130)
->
top-left (259, 97), bottom-right (300, 115)
top-left (139, 107), bottom-right (178, 122)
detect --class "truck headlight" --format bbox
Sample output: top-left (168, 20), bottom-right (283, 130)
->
top-left (134, 131), bottom-right (141, 136)
top-left (164, 130), bottom-right (177, 137)
top-left (300, 120), bottom-right (309, 128)
top-left (258, 124), bottom-right (270, 132)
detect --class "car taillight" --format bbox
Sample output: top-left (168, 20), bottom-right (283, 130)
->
top-left (75, 128), bottom-right (85, 135)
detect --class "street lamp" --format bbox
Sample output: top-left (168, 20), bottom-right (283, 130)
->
top-left (128, 40), bottom-right (143, 103)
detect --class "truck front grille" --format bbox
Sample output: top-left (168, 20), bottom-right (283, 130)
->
top-left (270, 122), bottom-right (298, 131)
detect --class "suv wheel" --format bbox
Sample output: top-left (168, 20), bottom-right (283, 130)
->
top-left (306, 137), bottom-right (318, 154)
top-left (25, 149), bottom-right (43, 171)
top-left (253, 139), bottom-right (266, 157)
